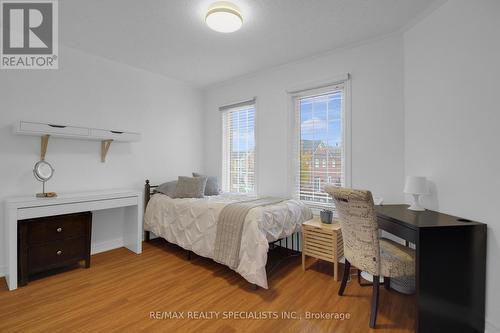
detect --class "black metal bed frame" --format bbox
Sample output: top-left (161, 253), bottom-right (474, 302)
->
top-left (143, 179), bottom-right (301, 289)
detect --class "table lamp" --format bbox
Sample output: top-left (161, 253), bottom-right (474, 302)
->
top-left (404, 176), bottom-right (427, 211)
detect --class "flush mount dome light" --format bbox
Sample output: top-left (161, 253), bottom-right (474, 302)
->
top-left (205, 1), bottom-right (243, 33)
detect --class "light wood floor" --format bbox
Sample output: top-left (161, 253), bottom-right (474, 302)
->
top-left (0, 240), bottom-right (415, 333)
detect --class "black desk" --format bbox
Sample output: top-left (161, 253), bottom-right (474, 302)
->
top-left (375, 205), bottom-right (486, 333)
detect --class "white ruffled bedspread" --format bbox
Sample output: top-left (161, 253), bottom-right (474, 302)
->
top-left (144, 193), bottom-right (312, 288)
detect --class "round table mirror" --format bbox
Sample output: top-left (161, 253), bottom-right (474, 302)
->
top-left (33, 160), bottom-right (55, 197)
top-left (34, 160), bottom-right (54, 181)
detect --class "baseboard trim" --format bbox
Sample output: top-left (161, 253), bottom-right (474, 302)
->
top-left (487, 320), bottom-right (500, 333)
top-left (0, 265), bottom-right (6, 278)
top-left (91, 238), bottom-right (124, 255)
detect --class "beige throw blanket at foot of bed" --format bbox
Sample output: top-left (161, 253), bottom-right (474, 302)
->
top-left (214, 197), bottom-right (286, 269)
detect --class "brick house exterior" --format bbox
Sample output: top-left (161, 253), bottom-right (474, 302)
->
top-left (300, 140), bottom-right (342, 203)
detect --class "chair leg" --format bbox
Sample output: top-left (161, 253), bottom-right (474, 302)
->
top-left (370, 275), bottom-right (380, 328)
top-left (338, 260), bottom-right (351, 296)
top-left (384, 277), bottom-right (390, 291)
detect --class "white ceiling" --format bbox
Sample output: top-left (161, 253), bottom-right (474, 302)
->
top-left (61, 0), bottom-right (437, 87)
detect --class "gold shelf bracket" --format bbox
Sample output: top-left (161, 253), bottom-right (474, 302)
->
top-left (40, 135), bottom-right (50, 161)
top-left (101, 140), bottom-right (113, 163)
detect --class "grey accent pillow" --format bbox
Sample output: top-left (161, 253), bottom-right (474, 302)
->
top-left (155, 181), bottom-right (177, 197)
top-left (174, 176), bottom-right (208, 198)
top-left (193, 172), bottom-right (220, 196)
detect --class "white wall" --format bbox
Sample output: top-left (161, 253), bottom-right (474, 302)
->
top-left (404, 1), bottom-right (500, 332)
top-left (0, 46), bottom-right (204, 274)
top-left (203, 34), bottom-right (405, 202)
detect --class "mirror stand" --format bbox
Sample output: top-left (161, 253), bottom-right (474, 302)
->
top-left (34, 160), bottom-right (57, 198)
top-left (36, 181), bottom-right (50, 198)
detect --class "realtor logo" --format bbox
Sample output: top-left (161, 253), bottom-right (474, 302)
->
top-left (1, 0), bottom-right (58, 69)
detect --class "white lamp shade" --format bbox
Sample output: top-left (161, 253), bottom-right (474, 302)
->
top-left (404, 176), bottom-right (428, 195)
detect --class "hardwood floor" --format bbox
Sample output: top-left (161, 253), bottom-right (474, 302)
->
top-left (0, 240), bottom-right (415, 332)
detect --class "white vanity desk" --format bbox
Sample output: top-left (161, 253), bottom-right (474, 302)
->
top-left (4, 189), bottom-right (143, 291)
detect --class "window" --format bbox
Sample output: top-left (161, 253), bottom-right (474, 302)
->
top-left (313, 177), bottom-right (321, 192)
top-left (292, 82), bottom-right (348, 208)
top-left (221, 101), bottom-right (256, 193)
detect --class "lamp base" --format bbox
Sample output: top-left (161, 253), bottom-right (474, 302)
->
top-left (407, 194), bottom-right (425, 211)
top-left (407, 203), bottom-right (425, 211)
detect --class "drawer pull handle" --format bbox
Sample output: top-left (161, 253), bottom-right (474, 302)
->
top-left (110, 130), bottom-right (123, 134)
top-left (56, 227), bottom-right (62, 233)
top-left (56, 250), bottom-right (62, 256)
top-left (48, 124), bottom-right (67, 128)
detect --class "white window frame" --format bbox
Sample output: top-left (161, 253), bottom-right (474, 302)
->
top-left (220, 98), bottom-right (257, 194)
top-left (287, 75), bottom-right (352, 210)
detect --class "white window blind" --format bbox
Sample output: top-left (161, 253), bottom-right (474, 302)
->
top-left (292, 83), bottom-right (346, 208)
top-left (221, 101), bottom-right (256, 193)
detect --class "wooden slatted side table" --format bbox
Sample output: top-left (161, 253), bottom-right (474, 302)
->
top-left (302, 217), bottom-right (343, 281)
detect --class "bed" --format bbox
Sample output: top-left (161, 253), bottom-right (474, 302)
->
top-left (143, 180), bottom-right (313, 289)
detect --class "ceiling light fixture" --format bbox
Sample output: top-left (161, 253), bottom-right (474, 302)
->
top-left (205, 1), bottom-right (243, 33)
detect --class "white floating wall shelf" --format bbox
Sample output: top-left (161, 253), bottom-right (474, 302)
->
top-left (14, 121), bottom-right (141, 162)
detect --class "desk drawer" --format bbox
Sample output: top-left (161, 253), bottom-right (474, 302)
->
top-left (28, 238), bottom-right (86, 273)
top-left (377, 217), bottom-right (417, 243)
top-left (24, 212), bottom-right (91, 245)
top-left (18, 196), bottom-right (137, 220)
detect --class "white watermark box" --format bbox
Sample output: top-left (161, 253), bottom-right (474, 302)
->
top-left (0, 0), bottom-right (58, 69)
